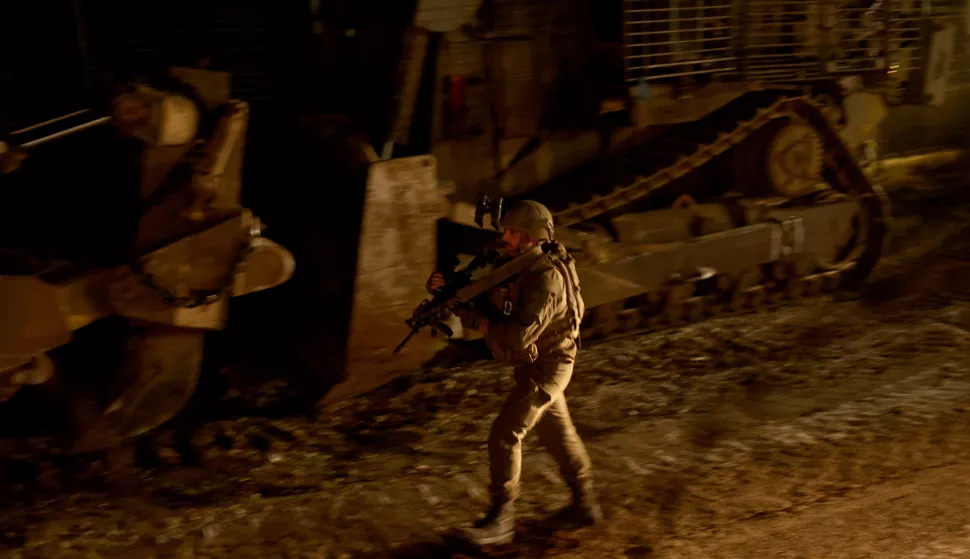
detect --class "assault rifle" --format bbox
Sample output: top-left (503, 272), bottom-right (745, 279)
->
top-left (393, 243), bottom-right (546, 354)
top-left (393, 245), bottom-right (499, 354)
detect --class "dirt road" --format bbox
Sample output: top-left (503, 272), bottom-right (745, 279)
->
top-left (1, 152), bottom-right (970, 558)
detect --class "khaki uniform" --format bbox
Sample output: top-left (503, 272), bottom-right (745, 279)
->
top-left (468, 243), bottom-right (593, 503)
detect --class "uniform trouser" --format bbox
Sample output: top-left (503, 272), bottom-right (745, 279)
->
top-left (487, 360), bottom-right (593, 503)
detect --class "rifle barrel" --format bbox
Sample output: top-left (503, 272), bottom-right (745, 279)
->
top-left (392, 329), bottom-right (418, 354)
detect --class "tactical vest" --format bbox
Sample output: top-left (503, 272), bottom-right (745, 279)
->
top-left (542, 241), bottom-right (585, 342)
top-left (481, 242), bottom-right (584, 343)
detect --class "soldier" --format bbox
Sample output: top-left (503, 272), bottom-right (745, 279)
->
top-left (427, 200), bottom-right (602, 546)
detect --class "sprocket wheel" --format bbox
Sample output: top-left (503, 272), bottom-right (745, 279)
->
top-left (765, 119), bottom-right (825, 198)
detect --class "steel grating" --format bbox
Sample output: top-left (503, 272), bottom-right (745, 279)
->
top-left (623, 1), bottom-right (738, 82)
top-left (623, 0), bottom-right (969, 85)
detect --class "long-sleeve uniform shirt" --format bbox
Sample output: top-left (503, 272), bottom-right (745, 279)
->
top-left (474, 244), bottom-right (584, 395)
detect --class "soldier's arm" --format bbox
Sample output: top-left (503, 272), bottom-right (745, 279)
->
top-left (487, 268), bottom-right (559, 351)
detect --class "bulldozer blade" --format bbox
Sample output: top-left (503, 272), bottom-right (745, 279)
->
top-left (319, 155), bottom-right (449, 407)
top-left (232, 237), bottom-right (296, 296)
top-left (71, 327), bottom-right (204, 453)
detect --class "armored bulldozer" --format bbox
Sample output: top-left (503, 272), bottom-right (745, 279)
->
top-left (5, 1), bottom-right (957, 423)
top-left (324, 0), bottom-right (968, 404)
top-left (0, 68), bottom-right (293, 453)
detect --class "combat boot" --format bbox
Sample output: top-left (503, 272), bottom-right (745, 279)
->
top-left (459, 500), bottom-right (515, 546)
top-left (561, 481), bottom-right (603, 525)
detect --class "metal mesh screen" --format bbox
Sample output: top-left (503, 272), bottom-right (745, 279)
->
top-left (939, 0), bottom-right (970, 92)
top-left (623, 0), bottom-right (968, 86)
top-left (742, 0), bottom-right (825, 82)
top-left (880, 0), bottom-right (970, 156)
top-left (623, 1), bottom-right (738, 82)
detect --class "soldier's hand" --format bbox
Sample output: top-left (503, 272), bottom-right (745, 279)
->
top-left (479, 319), bottom-right (488, 335)
top-left (426, 272), bottom-right (446, 293)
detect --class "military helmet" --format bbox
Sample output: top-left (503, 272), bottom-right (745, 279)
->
top-left (502, 200), bottom-right (554, 241)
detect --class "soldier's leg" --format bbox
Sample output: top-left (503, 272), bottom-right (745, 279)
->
top-left (535, 394), bottom-right (603, 524)
top-left (535, 394), bottom-right (592, 488)
top-left (460, 377), bottom-right (554, 546)
top-left (487, 377), bottom-right (554, 502)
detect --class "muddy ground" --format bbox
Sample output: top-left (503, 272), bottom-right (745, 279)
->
top-left (2, 152), bottom-right (970, 558)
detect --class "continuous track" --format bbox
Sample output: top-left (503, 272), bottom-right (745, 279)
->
top-left (508, 88), bottom-right (892, 340)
